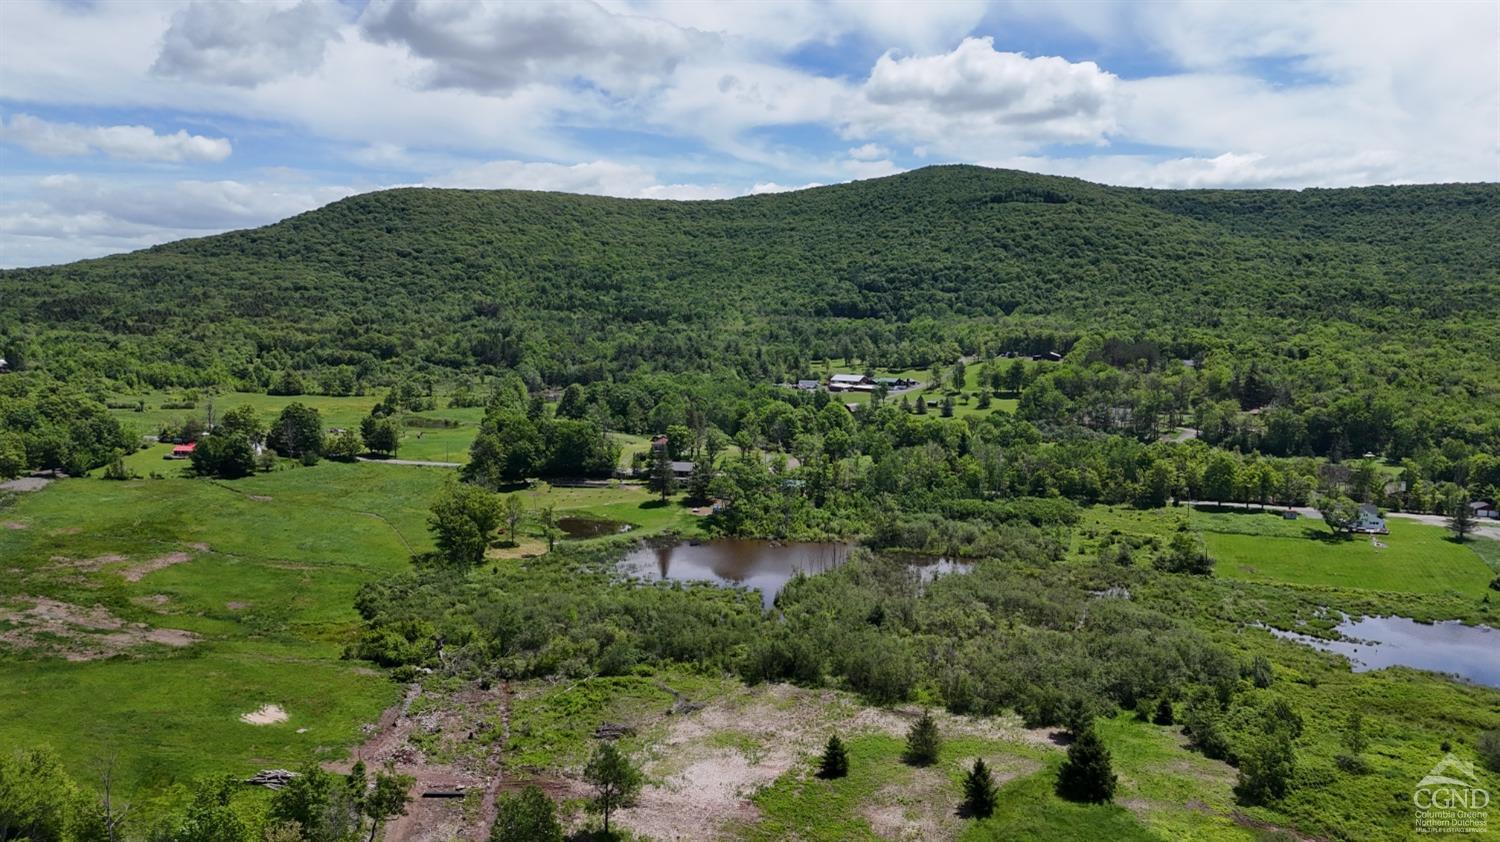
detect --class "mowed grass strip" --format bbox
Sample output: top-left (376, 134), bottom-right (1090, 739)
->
top-left (1200, 512), bottom-right (1493, 597)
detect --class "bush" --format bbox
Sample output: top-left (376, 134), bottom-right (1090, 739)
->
top-left (1479, 729), bottom-right (1500, 774)
top-left (491, 785), bottom-right (563, 842)
top-left (1235, 733), bottom-right (1296, 804)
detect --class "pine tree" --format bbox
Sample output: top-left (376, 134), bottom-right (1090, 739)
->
top-left (962, 758), bottom-right (997, 818)
top-left (818, 735), bottom-right (848, 779)
top-left (941, 395), bottom-right (955, 417)
top-left (1056, 727), bottom-right (1117, 803)
top-left (1153, 698), bottom-right (1175, 726)
top-left (1448, 492), bottom-right (1475, 541)
top-left (914, 394), bottom-right (928, 415)
top-left (904, 709), bottom-right (941, 766)
top-left (648, 450), bottom-right (678, 501)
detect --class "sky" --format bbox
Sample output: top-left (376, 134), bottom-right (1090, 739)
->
top-left (1, 0), bottom-right (1497, 268)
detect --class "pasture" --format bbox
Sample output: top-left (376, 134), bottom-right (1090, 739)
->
top-left (0, 458), bottom-right (704, 807)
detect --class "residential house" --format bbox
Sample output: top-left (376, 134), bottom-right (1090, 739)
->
top-left (794, 379), bottom-right (820, 391)
top-left (669, 460), bottom-right (695, 480)
top-left (1351, 503), bottom-right (1388, 534)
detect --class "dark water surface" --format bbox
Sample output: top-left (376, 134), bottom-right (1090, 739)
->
top-left (1267, 616), bottom-right (1500, 688)
top-left (619, 541), bottom-right (851, 608)
top-left (558, 516), bottom-right (633, 539)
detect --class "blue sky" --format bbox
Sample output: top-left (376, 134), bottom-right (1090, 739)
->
top-left (1, 0), bottom-right (1496, 267)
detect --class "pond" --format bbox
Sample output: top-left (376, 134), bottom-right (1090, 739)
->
top-left (619, 542), bottom-right (980, 608)
top-left (557, 516), bottom-right (634, 540)
top-left (1266, 615), bottom-right (1500, 688)
top-left (620, 541), bottom-right (851, 608)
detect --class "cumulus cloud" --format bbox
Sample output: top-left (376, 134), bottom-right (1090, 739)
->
top-left (430, 159), bottom-right (745, 200)
top-left (0, 172), bottom-right (360, 267)
top-left (847, 37), bottom-right (1118, 153)
top-left (0, 113), bottom-right (231, 162)
top-left (359, 0), bottom-right (715, 96)
top-left (153, 0), bottom-right (344, 87)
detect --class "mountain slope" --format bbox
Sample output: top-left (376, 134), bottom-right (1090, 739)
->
top-left (1, 165), bottom-right (1496, 392)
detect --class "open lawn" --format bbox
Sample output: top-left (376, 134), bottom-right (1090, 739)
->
top-left (1198, 510), bottom-right (1494, 598)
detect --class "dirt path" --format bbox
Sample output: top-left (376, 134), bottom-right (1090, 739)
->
top-left (357, 457), bottom-right (462, 468)
top-left (334, 682), bottom-right (512, 842)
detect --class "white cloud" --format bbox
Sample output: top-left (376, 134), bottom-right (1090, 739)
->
top-left (428, 159), bottom-right (745, 200)
top-left (848, 143), bottom-right (888, 160)
top-left (0, 113), bottom-right (231, 163)
top-left (358, 0), bottom-right (714, 96)
top-left (153, 0), bottom-right (344, 87)
top-left (0, 172), bottom-right (361, 267)
top-left (987, 149), bottom-right (1405, 189)
top-left (846, 37), bottom-right (1118, 154)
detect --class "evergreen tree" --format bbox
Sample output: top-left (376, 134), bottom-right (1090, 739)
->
top-left (962, 758), bottom-right (998, 818)
top-left (583, 742), bottom-right (642, 836)
top-left (818, 735), bottom-right (848, 779)
top-left (1448, 492), bottom-right (1475, 541)
top-left (914, 394), bottom-right (928, 415)
top-left (941, 395), bottom-right (955, 417)
top-left (648, 449), bottom-right (678, 501)
top-left (1056, 727), bottom-right (1117, 803)
top-left (904, 709), bottom-right (941, 766)
top-left (1153, 698), bottom-right (1175, 726)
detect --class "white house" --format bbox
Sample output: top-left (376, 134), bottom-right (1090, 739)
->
top-left (1351, 504), bottom-right (1388, 534)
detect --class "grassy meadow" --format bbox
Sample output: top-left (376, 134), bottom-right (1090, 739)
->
top-left (0, 450), bottom-right (711, 812)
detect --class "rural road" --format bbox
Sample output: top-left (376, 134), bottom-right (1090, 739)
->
top-left (356, 456), bottom-right (461, 468)
top-left (1185, 501), bottom-right (1500, 541)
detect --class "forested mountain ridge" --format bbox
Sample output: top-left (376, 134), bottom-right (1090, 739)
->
top-left (2, 165), bottom-right (1497, 443)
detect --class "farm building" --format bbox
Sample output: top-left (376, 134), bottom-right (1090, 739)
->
top-left (1470, 500), bottom-right (1499, 519)
top-left (1351, 504), bottom-right (1388, 534)
top-left (828, 373), bottom-right (874, 392)
top-left (168, 442), bottom-right (197, 460)
top-left (794, 379), bottom-right (820, 391)
top-left (669, 461), bottom-right (695, 480)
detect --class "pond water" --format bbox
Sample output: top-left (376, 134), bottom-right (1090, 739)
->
top-left (557, 516), bottom-right (633, 539)
top-left (1266, 616), bottom-right (1500, 688)
top-left (619, 542), bottom-right (984, 608)
top-left (619, 541), bottom-right (851, 608)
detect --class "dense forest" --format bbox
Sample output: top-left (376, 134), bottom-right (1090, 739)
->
top-left (2, 166), bottom-right (1497, 447)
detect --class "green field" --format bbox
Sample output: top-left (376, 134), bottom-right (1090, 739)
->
top-left (1199, 511), bottom-right (1494, 597)
top-left (0, 459), bottom-right (709, 809)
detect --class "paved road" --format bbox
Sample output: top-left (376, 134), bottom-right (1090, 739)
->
top-left (356, 456), bottom-right (461, 468)
top-left (1185, 500), bottom-right (1500, 540)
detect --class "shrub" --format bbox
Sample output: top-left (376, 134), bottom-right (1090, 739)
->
top-left (491, 785), bottom-right (563, 842)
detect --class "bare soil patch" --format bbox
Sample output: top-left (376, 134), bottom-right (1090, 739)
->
top-left (1, 521), bottom-right (26, 530)
top-left (121, 551), bottom-right (192, 582)
top-left (332, 682), bottom-right (513, 842)
top-left (0, 596), bottom-right (198, 660)
top-left (0, 476), bottom-right (52, 492)
top-left (615, 685), bottom-right (1055, 842)
top-left (241, 704), bottom-right (289, 725)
